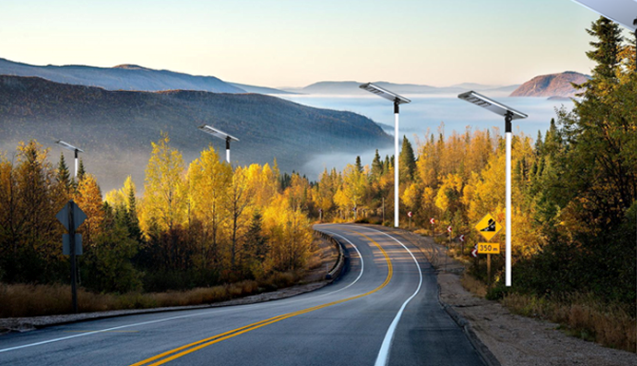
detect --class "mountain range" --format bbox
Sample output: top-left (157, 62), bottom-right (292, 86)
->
top-left (0, 58), bottom-right (523, 96)
top-left (282, 81), bottom-right (520, 96)
top-left (0, 75), bottom-right (390, 192)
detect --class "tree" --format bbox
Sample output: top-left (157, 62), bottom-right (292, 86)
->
top-left (75, 174), bottom-right (105, 247)
top-left (186, 146), bottom-right (232, 267)
top-left (57, 153), bottom-right (71, 190)
top-left (371, 149), bottom-right (383, 179)
top-left (399, 136), bottom-right (417, 182)
top-left (139, 133), bottom-right (186, 235)
top-left (355, 156), bottom-right (363, 173)
top-left (579, 16), bottom-right (623, 99)
top-left (77, 158), bottom-right (86, 182)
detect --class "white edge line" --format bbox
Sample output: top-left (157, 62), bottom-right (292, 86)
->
top-left (315, 230), bottom-right (364, 297)
top-left (0, 310), bottom-right (217, 353)
top-left (0, 229), bottom-right (365, 354)
top-left (361, 227), bottom-right (423, 366)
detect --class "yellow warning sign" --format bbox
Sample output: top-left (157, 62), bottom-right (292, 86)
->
top-left (478, 243), bottom-right (500, 254)
top-left (474, 214), bottom-right (502, 241)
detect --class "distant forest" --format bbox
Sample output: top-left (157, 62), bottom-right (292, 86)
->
top-left (0, 76), bottom-right (391, 191)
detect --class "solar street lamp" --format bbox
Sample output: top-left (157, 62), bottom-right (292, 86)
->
top-left (572, 1), bottom-right (637, 64)
top-left (360, 82), bottom-right (411, 228)
top-left (458, 91), bottom-right (528, 287)
top-left (198, 125), bottom-right (239, 163)
top-left (56, 140), bottom-right (84, 178)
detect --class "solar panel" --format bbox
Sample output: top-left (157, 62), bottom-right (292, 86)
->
top-left (572, 0), bottom-right (637, 31)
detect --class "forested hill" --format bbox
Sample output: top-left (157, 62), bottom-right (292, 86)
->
top-left (0, 58), bottom-right (245, 93)
top-left (0, 76), bottom-right (391, 192)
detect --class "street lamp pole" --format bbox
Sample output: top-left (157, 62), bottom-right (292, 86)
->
top-left (458, 91), bottom-right (527, 287)
top-left (198, 125), bottom-right (240, 164)
top-left (56, 140), bottom-right (84, 178)
top-left (360, 82), bottom-right (411, 228)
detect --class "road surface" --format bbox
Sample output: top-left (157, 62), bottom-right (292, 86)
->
top-left (0, 224), bottom-right (485, 366)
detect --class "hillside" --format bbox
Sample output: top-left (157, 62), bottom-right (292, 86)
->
top-left (0, 58), bottom-right (286, 95)
top-left (0, 76), bottom-right (391, 192)
top-left (510, 71), bottom-right (589, 97)
top-left (0, 58), bottom-right (244, 93)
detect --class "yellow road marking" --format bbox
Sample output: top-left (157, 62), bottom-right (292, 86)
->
top-left (131, 229), bottom-right (392, 366)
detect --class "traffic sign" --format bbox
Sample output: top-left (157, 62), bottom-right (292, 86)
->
top-left (429, 218), bottom-right (435, 224)
top-left (478, 242), bottom-right (500, 254)
top-left (56, 200), bottom-right (87, 231)
top-left (407, 211), bottom-right (413, 218)
top-left (459, 234), bottom-right (465, 242)
top-left (474, 214), bottom-right (502, 241)
top-left (471, 245), bottom-right (478, 258)
top-left (447, 226), bottom-right (452, 233)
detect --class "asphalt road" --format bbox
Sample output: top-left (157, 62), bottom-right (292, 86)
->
top-left (0, 224), bottom-right (485, 366)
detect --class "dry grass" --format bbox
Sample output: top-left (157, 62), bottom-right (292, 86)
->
top-left (460, 273), bottom-right (487, 298)
top-left (502, 292), bottom-right (636, 352)
top-left (0, 277), bottom-right (287, 318)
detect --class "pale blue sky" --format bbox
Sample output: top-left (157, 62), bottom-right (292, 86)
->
top-left (0, 0), bottom-right (608, 87)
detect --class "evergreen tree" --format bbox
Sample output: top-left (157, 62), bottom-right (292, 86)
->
top-left (399, 136), bottom-right (417, 181)
top-left (355, 156), bottom-right (363, 173)
top-left (57, 153), bottom-right (71, 189)
top-left (371, 149), bottom-right (383, 178)
top-left (126, 183), bottom-right (143, 242)
top-left (579, 16), bottom-right (623, 98)
top-left (77, 158), bottom-right (86, 182)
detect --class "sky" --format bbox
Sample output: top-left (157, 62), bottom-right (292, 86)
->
top-left (0, 0), bottom-right (611, 88)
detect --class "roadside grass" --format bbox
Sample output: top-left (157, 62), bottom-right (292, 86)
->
top-left (0, 276), bottom-right (294, 318)
top-left (501, 292), bottom-right (636, 352)
top-left (459, 272), bottom-right (636, 353)
top-left (0, 236), bottom-right (338, 318)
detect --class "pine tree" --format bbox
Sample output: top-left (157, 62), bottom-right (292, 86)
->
top-left (371, 149), bottom-right (383, 178)
top-left (355, 156), bottom-right (363, 173)
top-left (77, 158), bottom-right (86, 182)
top-left (57, 153), bottom-right (71, 189)
top-left (579, 16), bottom-right (623, 98)
top-left (399, 136), bottom-right (417, 181)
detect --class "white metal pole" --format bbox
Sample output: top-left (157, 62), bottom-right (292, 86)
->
top-left (505, 115), bottom-right (512, 287)
top-left (225, 138), bottom-right (231, 163)
top-left (394, 102), bottom-right (399, 228)
top-left (74, 150), bottom-right (78, 179)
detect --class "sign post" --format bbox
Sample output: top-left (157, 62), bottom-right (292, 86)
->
top-left (475, 214), bottom-right (503, 288)
top-left (319, 208), bottom-right (323, 223)
top-left (407, 211), bottom-right (413, 228)
top-left (56, 200), bottom-right (86, 313)
top-left (429, 218), bottom-right (435, 237)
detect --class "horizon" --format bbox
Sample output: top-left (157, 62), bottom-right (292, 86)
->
top-left (0, 0), bottom-right (608, 88)
top-left (0, 56), bottom-right (588, 90)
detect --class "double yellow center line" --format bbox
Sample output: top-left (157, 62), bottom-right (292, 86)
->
top-left (131, 231), bottom-right (392, 366)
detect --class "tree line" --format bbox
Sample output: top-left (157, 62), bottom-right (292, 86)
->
top-left (0, 134), bottom-right (315, 294)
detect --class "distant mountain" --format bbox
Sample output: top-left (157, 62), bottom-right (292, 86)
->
top-left (0, 58), bottom-right (289, 95)
top-left (0, 58), bottom-right (245, 93)
top-left (0, 76), bottom-right (391, 192)
top-left (286, 81), bottom-right (519, 96)
top-left (510, 71), bottom-right (589, 98)
top-left (229, 82), bottom-right (293, 95)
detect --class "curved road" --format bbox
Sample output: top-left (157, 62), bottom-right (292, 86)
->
top-left (0, 224), bottom-right (485, 366)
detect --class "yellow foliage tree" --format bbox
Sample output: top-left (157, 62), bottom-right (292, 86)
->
top-left (139, 133), bottom-right (186, 237)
